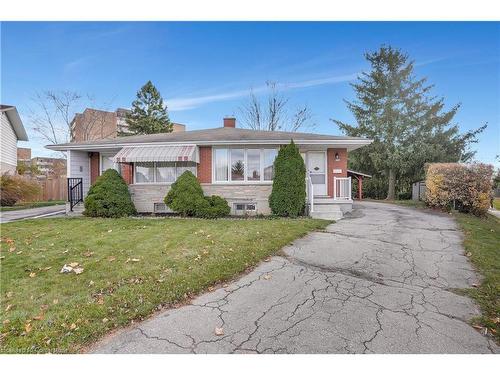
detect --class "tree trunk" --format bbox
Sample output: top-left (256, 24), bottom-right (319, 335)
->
top-left (386, 169), bottom-right (396, 200)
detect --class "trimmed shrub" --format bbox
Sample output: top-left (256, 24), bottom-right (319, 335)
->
top-left (84, 169), bottom-right (136, 217)
top-left (425, 163), bottom-right (493, 216)
top-left (164, 170), bottom-right (205, 216)
top-left (269, 140), bottom-right (306, 217)
top-left (165, 171), bottom-right (230, 218)
top-left (0, 174), bottom-right (41, 206)
top-left (196, 195), bottom-right (231, 219)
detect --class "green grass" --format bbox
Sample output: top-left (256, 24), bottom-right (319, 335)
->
top-left (365, 198), bottom-right (426, 209)
top-left (454, 213), bottom-right (500, 342)
top-left (0, 216), bottom-right (329, 353)
top-left (493, 198), bottom-right (500, 211)
top-left (0, 201), bottom-right (66, 212)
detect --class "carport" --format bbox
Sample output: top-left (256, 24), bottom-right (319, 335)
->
top-left (347, 169), bottom-right (372, 200)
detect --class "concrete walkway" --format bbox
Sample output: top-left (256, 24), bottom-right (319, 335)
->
top-left (488, 208), bottom-right (500, 219)
top-left (93, 202), bottom-right (498, 353)
top-left (0, 205), bottom-right (66, 223)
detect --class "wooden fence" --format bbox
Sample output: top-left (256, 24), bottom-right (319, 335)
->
top-left (34, 177), bottom-right (67, 201)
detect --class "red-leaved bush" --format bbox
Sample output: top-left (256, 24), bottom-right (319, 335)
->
top-left (425, 163), bottom-right (493, 216)
top-left (0, 174), bottom-right (41, 206)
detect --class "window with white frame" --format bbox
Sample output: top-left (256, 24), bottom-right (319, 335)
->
top-left (134, 161), bottom-right (197, 183)
top-left (213, 148), bottom-right (278, 183)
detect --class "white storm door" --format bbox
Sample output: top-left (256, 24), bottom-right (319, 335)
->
top-left (307, 151), bottom-right (327, 196)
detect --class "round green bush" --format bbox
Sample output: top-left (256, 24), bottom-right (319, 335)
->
top-left (196, 195), bottom-right (231, 219)
top-left (165, 171), bottom-right (230, 218)
top-left (164, 170), bottom-right (205, 216)
top-left (269, 140), bottom-right (306, 217)
top-left (84, 169), bottom-right (136, 218)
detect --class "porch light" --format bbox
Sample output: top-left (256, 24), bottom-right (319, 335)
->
top-left (335, 152), bottom-right (340, 161)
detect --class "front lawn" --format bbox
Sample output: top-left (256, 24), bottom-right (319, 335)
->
top-left (0, 216), bottom-right (329, 353)
top-left (0, 201), bottom-right (66, 212)
top-left (454, 213), bottom-right (500, 342)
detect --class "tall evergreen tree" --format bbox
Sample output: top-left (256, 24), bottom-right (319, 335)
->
top-left (332, 46), bottom-right (486, 200)
top-left (124, 81), bottom-right (172, 135)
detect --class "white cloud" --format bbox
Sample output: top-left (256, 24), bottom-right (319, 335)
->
top-left (168, 72), bottom-right (358, 111)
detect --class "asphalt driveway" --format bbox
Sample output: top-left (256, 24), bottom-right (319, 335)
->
top-left (93, 202), bottom-right (498, 353)
top-left (0, 205), bottom-right (66, 223)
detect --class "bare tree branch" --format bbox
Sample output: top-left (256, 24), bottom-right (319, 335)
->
top-left (28, 91), bottom-right (114, 156)
top-left (239, 81), bottom-right (315, 132)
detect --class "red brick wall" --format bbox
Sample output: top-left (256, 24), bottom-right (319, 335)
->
top-left (120, 163), bottom-right (134, 185)
top-left (197, 146), bottom-right (212, 183)
top-left (327, 148), bottom-right (348, 197)
top-left (90, 152), bottom-right (100, 184)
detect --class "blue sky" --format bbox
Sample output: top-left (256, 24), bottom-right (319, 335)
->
top-left (1, 22), bottom-right (499, 165)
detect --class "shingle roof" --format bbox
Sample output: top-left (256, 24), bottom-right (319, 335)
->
top-left (47, 127), bottom-right (370, 150)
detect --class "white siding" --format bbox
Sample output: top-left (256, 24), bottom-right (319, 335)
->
top-left (68, 150), bottom-right (91, 197)
top-left (0, 112), bottom-right (18, 174)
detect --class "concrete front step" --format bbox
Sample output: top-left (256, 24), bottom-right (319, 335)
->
top-left (311, 204), bottom-right (344, 213)
top-left (66, 202), bottom-right (84, 216)
top-left (310, 210), bottom-right (343, 220)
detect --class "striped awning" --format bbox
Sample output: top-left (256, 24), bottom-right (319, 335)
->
top-left (113, 144), bottom-right (199, 163)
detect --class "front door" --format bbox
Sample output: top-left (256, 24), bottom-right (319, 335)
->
top-left (307, 151), bottom-right (327, 196)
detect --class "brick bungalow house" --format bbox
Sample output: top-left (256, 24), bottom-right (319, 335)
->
top-left (46, 118), bottom-right (372, 219)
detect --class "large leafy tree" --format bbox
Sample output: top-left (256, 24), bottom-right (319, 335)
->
top-left (332, 46), bottom-right (486, 200)
top-left (125, 81), bottom-right (172, 135)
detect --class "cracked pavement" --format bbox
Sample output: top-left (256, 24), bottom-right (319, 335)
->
top-left (92, 202), bottom-right (498, 354)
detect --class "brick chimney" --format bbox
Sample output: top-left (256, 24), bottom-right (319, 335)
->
top-left (223, 117), bottom-right (236, 128)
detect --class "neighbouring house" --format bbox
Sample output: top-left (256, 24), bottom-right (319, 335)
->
top-left (31, 157), bottom-right (67, 178)
top-left (0, 105), bottom-right (29, 174)
top-left (47, 117), bottom-right (372, 219)
top-left (17, 147), bottom-right (32, 164)
top-left (70, 107), bottom-right (186, 142)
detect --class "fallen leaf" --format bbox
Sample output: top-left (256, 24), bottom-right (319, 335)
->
top-left (25, 323), bottom-right (32, 333)
top-left (214, 327), bottom-right (224, 336)
top-left (83, 251), bottom-right (94, 257)
top-left (4, 304), bottom-right (14, 312)
top-left (102, 318), bottom-right (109, 323)
top-left (73, 267), bottom-right (84, 275)
top-left (9, 247), bottom-right (16, 252)
top-left (3, 319), bottom-right (10, 325)
top-left (472, 324), bottom-right (483, 330)
top-left (43, 267), bottom-right (52, 271)
top-left (263, 274), bottom-right (272, 280)
top-left (208, 286), bottom-right (215, 292)
top-left (466, 252), bottom-right (472, 257)
top-left (69, 262), bottom-right (79, 268)
top-left (222, 283), bottom-right (229, 288)
top-left (16, 251), bottom-right (23, 255)
top-left (263, 257), bottom-right (271, 262)
top-left (33, 314), bottom-right (44, 321)
top-left (70, 323), bottom-right (77, 330)
top-left (53, 299), bottom-right (59, 305)
top-left (6, 291), bottom-right (13, 298)
top-left (108, 256), bottom-right (116, 262)
top-left (45, 338), bottom-right (52, 345)
top-left (29, 272), bottom-right (36, 278)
